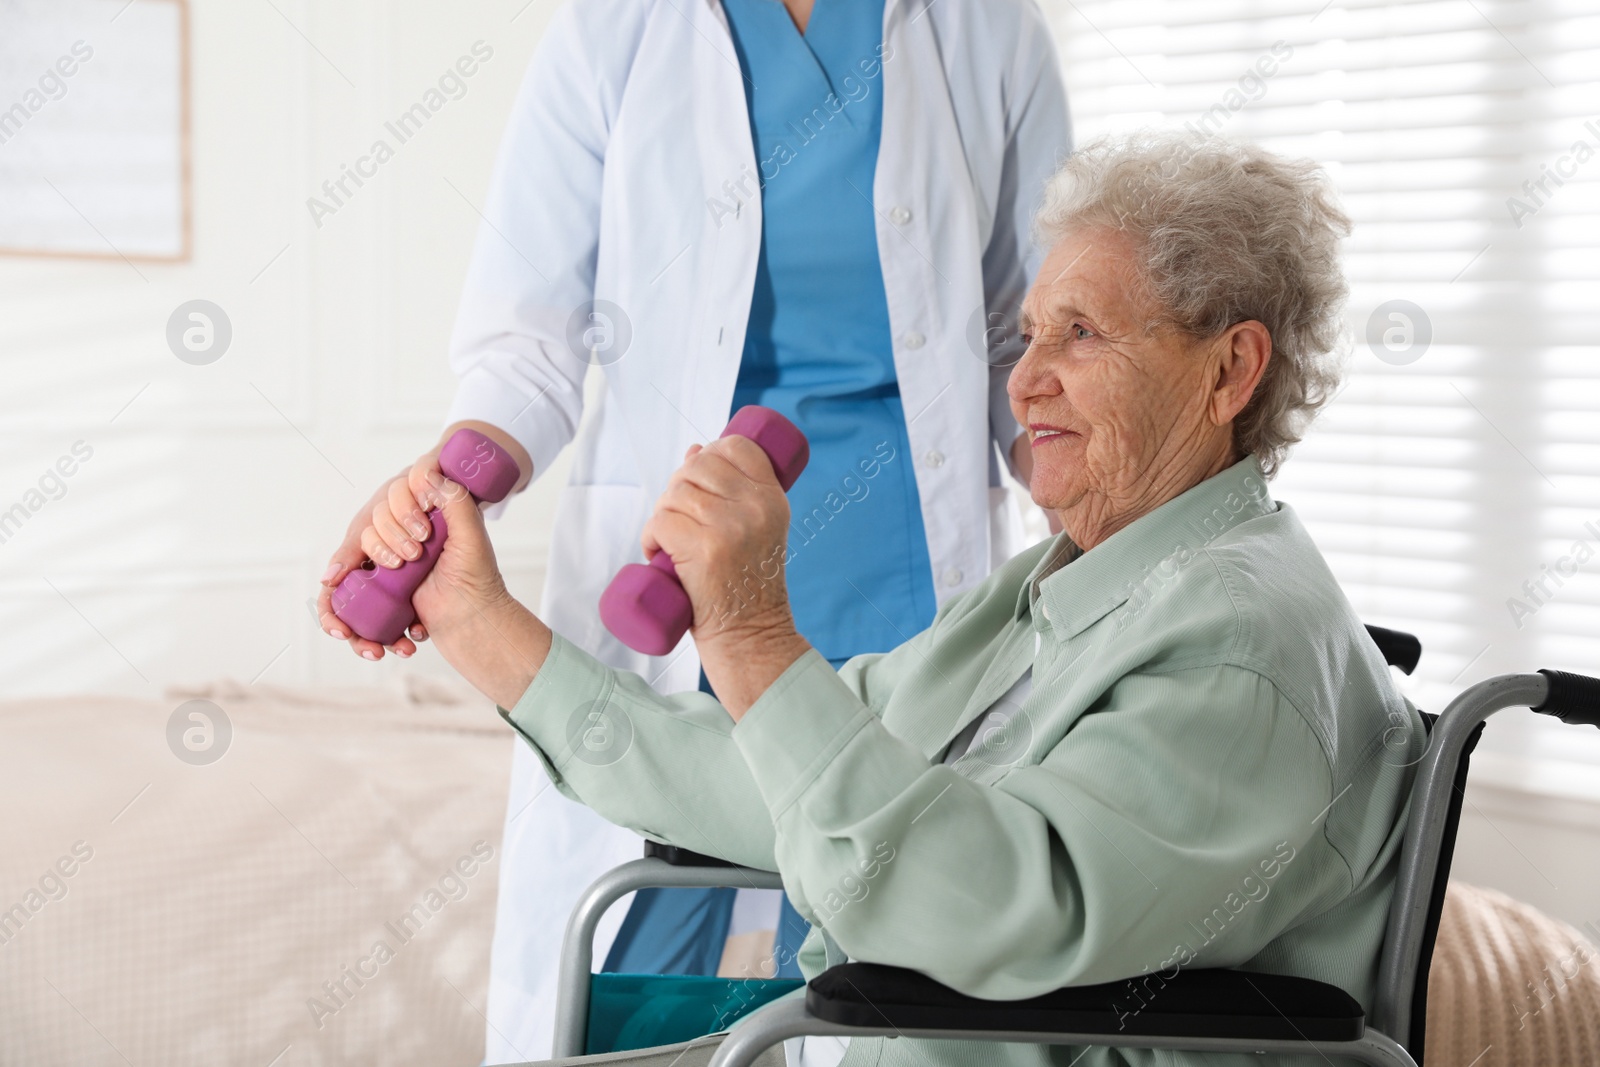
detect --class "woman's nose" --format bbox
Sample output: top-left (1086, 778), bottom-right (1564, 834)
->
top-left (1007, 344), bottom-right (1053, 405)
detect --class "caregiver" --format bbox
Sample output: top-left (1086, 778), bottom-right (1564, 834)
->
top-left (314, 0), bottom-right (1070, 1060)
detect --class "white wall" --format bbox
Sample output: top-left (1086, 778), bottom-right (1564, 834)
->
top-left (1453, 750), bottom-right (1600, 933)
top-left (0, 0), bottom-right (568, 700)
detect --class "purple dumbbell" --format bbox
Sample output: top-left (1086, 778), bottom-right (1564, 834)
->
top-left (600, 405), bottom-right (809, 656)
top-left (332, 428), bottom-right (521, 646)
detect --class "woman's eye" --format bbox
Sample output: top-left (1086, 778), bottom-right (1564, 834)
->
top-left (1072, 324), bottom-right (1094, 341)
top-left (1019, 332), bottom-right (1034, 346)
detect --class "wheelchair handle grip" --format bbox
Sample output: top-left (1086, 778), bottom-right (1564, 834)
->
top-left (1365, 623), bottom-right (1422, 675)
top-left (1534, 669), bottom-right (1600, 727)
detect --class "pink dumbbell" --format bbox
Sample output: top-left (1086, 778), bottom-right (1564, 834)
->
top-left (332, 428), bottom-right (521, 646)
top-left (600, 405), bottom-right (809, 656)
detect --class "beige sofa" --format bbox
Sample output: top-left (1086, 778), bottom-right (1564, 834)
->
top-left (1, 676), bottom-right (511, 1066)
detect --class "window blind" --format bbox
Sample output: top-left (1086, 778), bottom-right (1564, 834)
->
top-left (1043, 0), bottom-right (1600, 764)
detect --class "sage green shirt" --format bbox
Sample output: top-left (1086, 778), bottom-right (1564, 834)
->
top-left (502, 456), bottom-right (1425, 1067)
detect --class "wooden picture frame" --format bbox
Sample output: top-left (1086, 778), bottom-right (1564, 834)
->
top-left (0, 0), bottom-right (191, 262)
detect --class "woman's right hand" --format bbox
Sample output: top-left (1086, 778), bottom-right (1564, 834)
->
top-left (316, 448), bottom-right (450, 661)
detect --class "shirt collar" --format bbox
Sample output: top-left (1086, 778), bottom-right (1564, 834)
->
top-left (1015, 455), bottom-right (1278, 639)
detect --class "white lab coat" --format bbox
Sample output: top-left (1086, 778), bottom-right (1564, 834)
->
top-left (442, 0), bottom-right (1070, 1060)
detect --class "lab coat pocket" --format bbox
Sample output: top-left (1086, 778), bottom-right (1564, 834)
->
top-left (539, 483), bottom-right (651, 672)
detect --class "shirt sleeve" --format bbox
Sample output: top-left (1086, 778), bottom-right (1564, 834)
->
top-left (497, 629), bottom-right (779, 871)
top-left (730, 660), bottom-right (1351, 999)
top-left (444, 3), bottom-right (642, 516)
top-left (495, 592), bottom-right (960, 871)
top-left (984, 9), bottom-right (1072, 478)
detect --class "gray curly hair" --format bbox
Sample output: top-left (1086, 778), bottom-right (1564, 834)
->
top-left (1033, 131), bottom-right (1352, 477)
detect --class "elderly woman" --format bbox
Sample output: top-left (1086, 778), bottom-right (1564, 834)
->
top-left (411, 133), bottom-right (1425, 1067)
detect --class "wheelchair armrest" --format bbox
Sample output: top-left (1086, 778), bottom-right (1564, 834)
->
top-left (805, 962), bottom-right (1365, 1043)
top-left (644, 840), bottom-right (745, 869)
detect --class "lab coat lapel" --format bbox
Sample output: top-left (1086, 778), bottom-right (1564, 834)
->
top-left (686, 0), bottom-right (762, 458)
top-left (874, 0), bottom-right (992, 610)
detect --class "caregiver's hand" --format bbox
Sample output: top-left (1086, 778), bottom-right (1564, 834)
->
top-left (316, 421), bottom-right (531, 660)
top-left (641, 436), bottom-right (812, 720)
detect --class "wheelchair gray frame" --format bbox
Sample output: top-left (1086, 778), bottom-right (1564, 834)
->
top-left (554, 858), bottom-right (786, 1055)
top-left (550, 670), bottom-right (1591, 1067)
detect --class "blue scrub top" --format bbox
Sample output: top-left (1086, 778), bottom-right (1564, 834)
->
top-left (721, 0), bottom-right (936, 661)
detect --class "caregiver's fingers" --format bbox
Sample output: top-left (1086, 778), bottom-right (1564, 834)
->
top-left (320, 526), bottom-right (369, 594)
top-left (315, 582), bottom-right (346, 640)
top-left (412, 455), bottom-right (476, 514)
top-left (318, 532), bottom-right (372, 642)
top-left (322, 471), bottom-right (404, 591)
top-left (382, 633), bottom-right (419, 658)
top-left (384, 475), bottom-right (434, 554)
top-left (366, 451), bottom-right (454, 562)
top-left (371, 492), bottom-right (422, 565)
top-left (361, 524), bottom-right (406, 570)
top-left (317, 459), bottom-right (432, 659)
top-left (315, 589), bottom-right (416, 660)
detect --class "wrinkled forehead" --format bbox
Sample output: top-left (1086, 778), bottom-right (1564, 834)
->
top-left (1020, 227), bottom-right (1152, 333)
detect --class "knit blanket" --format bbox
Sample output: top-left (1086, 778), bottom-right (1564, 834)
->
top-left (1426, 881), bottom-right (1600, 1066)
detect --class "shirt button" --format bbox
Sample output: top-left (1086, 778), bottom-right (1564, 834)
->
top-left (901, 331), bottom-right (925, 350)
top-left (924, 450), bottom-right (945, 468)
top-left (943, 568), bottom-right (963, 586)
top-left (889, 205), bottom-right (913, 225)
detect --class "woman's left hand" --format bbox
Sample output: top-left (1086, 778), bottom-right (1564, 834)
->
top-left (641, 436), bottom-right (796, 650)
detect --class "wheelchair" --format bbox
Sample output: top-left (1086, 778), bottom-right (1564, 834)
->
top-left (550, 625), bottom-right (1600, 1067)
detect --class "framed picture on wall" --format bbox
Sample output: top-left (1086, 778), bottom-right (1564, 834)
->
top-left (0, 0), bottom-right (190, 261)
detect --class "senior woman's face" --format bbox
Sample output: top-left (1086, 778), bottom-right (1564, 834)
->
top-left (1008, 226), bottom-right (1269, 548)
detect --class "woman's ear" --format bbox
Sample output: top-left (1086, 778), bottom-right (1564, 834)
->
top-left (1211, 320), bottom-right (1272, 426)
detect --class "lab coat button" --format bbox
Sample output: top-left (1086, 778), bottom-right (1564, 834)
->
top-left (924, 449), bottom-right (945, 468)
top-left (901, 331), bottom-right (925, 350)
top-left (943, 568), bottom-right (963, 587)
top-left (889, 205), bottom-right (912, 225)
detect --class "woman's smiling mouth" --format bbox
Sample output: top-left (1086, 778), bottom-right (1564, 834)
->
top-left (1029, 423), bottom-right (1078, 447)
